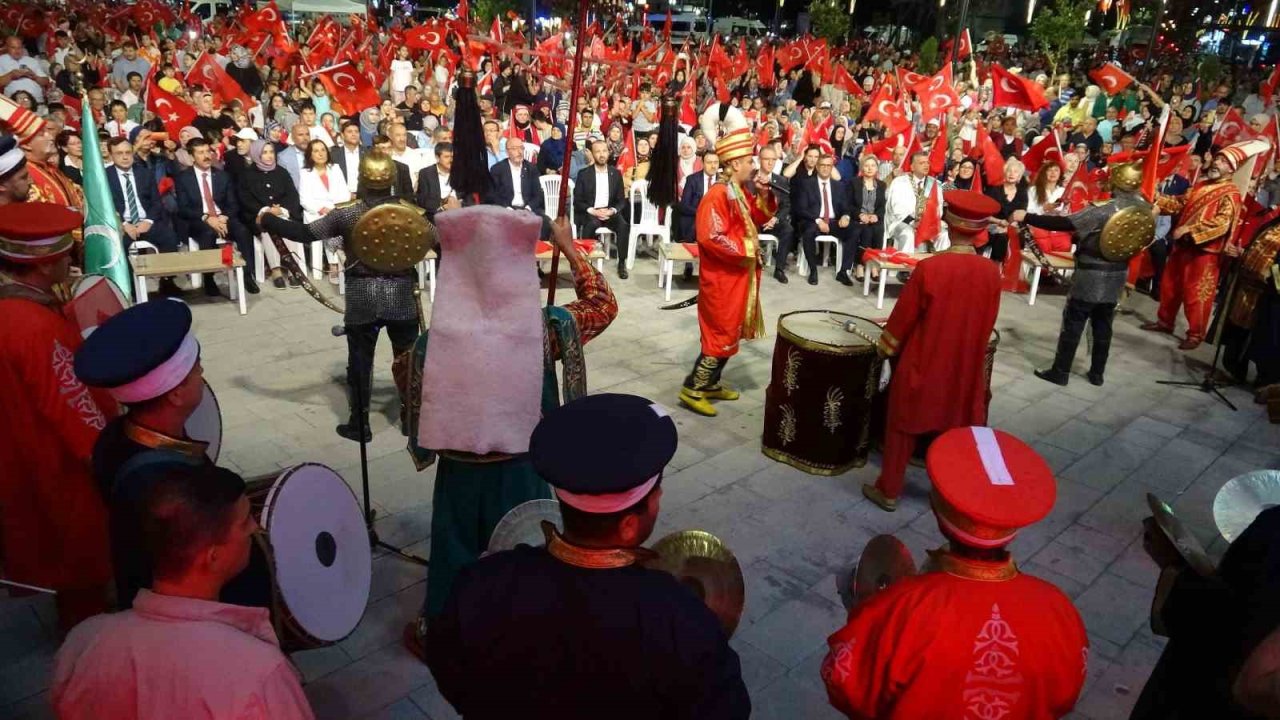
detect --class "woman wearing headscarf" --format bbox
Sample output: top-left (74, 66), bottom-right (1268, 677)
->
top-left (172, 126), bottom-right (204, 169)
top-left (358, 108), bottom-right (380, 147)
top-left (238, 140), bottom-right (304, 289)
top-left (225, 45), bottom-right (264, 100)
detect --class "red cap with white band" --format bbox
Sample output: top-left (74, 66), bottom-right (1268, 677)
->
top-left (0, 202), bottom-right (81, 264)
top-left (925, 426), bottom-right (1057, 549)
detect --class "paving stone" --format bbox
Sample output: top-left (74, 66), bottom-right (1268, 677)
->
top-left (729, 637), bottom-right (789, 697)
top-left (357, 698), bottom-right (428, 720)
top-left (304, 645), bottom-right (432, 720)
top-left (749, 675), bottom-right (844, 720)
top-left (1030, 540), bottom-right (1110, 587)
top-left (736, 592), bottom-right (848, 669)
top-left (1043, 419), bottom-right (1119, 456)
top-left (1073, 573), bottom-right (1153, 647)
top-left (1074, 634), bottom-right (1165, 720)
top-left (1061, 439), bottom-right (1160, 492)
top-left (292, 644), bottom-right (354, 684)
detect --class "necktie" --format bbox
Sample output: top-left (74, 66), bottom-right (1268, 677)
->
top-left (122, 171), bottom-right (140, 222)
top-left (821, 182), bottom-right (831, 221)
top-left (201, 172), bottom-right (219, 215)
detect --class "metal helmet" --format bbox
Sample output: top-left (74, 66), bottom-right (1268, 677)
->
top-left (1110, 161), bottom-right (1144, 193)
top-left (359, 150), bottom-right (397, 191)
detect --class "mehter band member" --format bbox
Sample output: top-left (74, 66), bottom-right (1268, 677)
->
top-left (425, 393), bottom-right (750, 719)
top-left (823, 427), bottom-right (1088, 719)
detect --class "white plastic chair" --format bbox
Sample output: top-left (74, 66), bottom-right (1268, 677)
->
top-left (799, 234), bottom-right (843, 276)
top-left (539, 175), bottom-right (563, 223)
top-left (626, 180), bottom-right (670, 270)
top-left (757, 233), bottom-right (778, 267)
top-left (129, 240), bottom-right (161, 299)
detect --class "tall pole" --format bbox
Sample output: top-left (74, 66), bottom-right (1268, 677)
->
top-left (1147, 0), bottom-right (1166, 67)
top-left (953, 0), bottom-right (971, 75)
top-left (546, 0), bottom-right (592, 306)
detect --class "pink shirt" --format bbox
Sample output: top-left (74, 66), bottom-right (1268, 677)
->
top-left (52, 590), bottom-right (315, 720)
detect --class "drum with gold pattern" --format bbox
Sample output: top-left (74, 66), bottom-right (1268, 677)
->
top-left (762, 311), bottom-right (882, 476)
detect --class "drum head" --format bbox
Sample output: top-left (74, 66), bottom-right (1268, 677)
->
top-left (68, 274), bottom-right (129, 338)
top-left (487, 499), bottom-right (562, 553)
top-left (778, 310), bottom-right (878, 351)
top-left (184, 380), bottom-right (222, 463)
top-left (1213, 470), bottom-right (1280, 543)
top-left (261, 464), bottom-right (372, 644)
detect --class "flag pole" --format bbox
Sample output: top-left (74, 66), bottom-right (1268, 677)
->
top-left (546, 0), bottom-right (593, 307)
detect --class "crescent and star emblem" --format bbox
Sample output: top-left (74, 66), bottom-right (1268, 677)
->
top-left (84, 224), bottom-right (122, 270)
top-left (424, 30), bottom-right (440, 46)
top-left (333, 72), bottom-right (359, 91)
top-left (1099, 75), bottom-right (1117, 91)
top-left (1000, 77), bottom-right (1020, 94)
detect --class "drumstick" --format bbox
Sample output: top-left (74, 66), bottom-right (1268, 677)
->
top-left (0, 578), bottom-right (57, 595)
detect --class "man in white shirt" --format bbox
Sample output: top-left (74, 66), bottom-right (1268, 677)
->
top-left (335, 122), bottom-right (363, 194)
top-left (120, 72), bottom-right (145, 110)
top-left (884, 152), bottom-right (947, 255)
top-left (299, 105), bottom-right (333, 148)
top-left (0, 36), bottom-right (51, 103)
top-left (572, 139), bottom-right (629, 277)
top-left (389, 123), bottom-right (431, 192)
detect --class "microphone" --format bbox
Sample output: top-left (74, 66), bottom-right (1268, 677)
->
top-left (331, 325), bottom-right (347, 337)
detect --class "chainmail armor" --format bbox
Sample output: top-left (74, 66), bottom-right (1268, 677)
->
top-left (1065, 191), bottom-right (1151, 305)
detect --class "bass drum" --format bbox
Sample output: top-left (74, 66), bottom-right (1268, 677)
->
top-left (762, 311), bottom-right (882, 476)
top-left (243, 464), bottom-right (372, 652)
top-left (184, 380), bottom-right (222, 463)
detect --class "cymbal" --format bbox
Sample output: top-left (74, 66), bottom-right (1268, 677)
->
top-left (646, 530), bottom-right (745, 638)
top-left (1213, 470), bottom-right (1280, 543)
top-left (486, 499), bottom-right (563, 553)
top-left (1146, 493), bottom-right (1215, 577)
top-left (854, 534), bottom-right (917, 606)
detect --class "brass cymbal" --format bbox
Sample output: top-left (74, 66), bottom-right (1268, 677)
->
top-left (486, 499), bottom-right (563, 553)
top-left (854, 534), bottom-right (917, 606)
top-left (1213, 470), bottom-right (1280, 543)
top-left (1146, 493), bottom-right (1215, 577)
top-left (645, 530), bottom-right (745, 637)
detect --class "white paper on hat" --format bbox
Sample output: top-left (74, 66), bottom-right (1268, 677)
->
top-left (971, 427), bottom-right (1014, 486)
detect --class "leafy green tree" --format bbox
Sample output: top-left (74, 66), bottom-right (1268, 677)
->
top-left (474, 0), bottom-right (520, 25)
top-left (918, 37), bottom-right (938, 74)
top-left (1029, 0), bottom-right (1090, 78)
top-left (809, 0), bottom-right (851, 45)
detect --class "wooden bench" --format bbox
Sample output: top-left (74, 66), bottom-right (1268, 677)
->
top-left (131, 249), bottom-right (247, 315)
top-left (536, 245), bottom-right (607, 272)
top-left (1019, 249), bottom-right (1076, 306)
top-left (862, 252), bottom-right (934, 309)
top-left (657, 242), bottom-right (698, 301)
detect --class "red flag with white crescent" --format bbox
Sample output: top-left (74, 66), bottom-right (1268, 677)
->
top-left (1088, 63), bottom-right (1136, 95)
top-left (242, 0), bottom-right (281, 33)
top-left (405, 20), bottom-right (449, 51)
top-left (863, 84), bottom-right (910, 135)
top-left (957, 29), bottom-right (972, 60)
top-left (146, 78), bottom-right (198, 137)
top-left (990, 64), bottom-right (1049, 112)
top-left (833, 64), bottom-right (866, 99)
top-left (188, 52), bottom-right (254, 108)
top-left (912, 65), bottom-right (959, 121)
top-left (313, 63), bottom-right (382, 113)
top-left (1215, 107), bottom-right (1249, 146)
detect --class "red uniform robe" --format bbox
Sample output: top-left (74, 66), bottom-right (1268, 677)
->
top-left (694, 181), bottom-right (776, 358)
top-left (878, 248), bottom-right (1001, 434)
top-left (1155, 179), bottom-right (1243, 343)
top-left (0, 289), bottom-right (116, 591)
top-left (823, 553), bottom-right (1089, 719)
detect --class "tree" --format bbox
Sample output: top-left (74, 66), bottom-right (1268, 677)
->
top-left (473, 0), bottom-right (520, 25)
top-left (1029, 0), bottom-right (1091, 79)
top-left (918, 37), bottom-right (938, 74)
top-left (809, 0), bottom-right (851, 45)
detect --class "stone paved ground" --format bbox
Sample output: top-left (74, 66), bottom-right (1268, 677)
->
top-left (3, 251), bottom-right (1280, 720)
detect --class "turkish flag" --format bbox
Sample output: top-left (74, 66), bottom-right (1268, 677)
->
top-left (1088, 63), bottom-right (1136, 95)
top-left (863, 84), bottom-right (910, 135)
top-left (863, 134), bottom-right (899, 161)
top-left (1262, 64), bottom-right (1280, 103)
top-left (712, 72), bottom-right (730, 104)
top-left (188, 52), bottom-right (254, 109)
top-left (957, 29), bottom-right (972, 60)
top-left (1021, 131), bottom-right (1065, 175)
top-left (756, 45), bottom-right (775, 88)
top-left (912, 65), bottom-right (960, 121)
top-left (243, 0), bottom-right (281, 33)
top-left (990, 64), bottom-right (1049, 112)
top-left (314, 63), bottom-right (381, 113)
top-left (777, 40), bottom-right (807, 74)
top-left (833, 64), bottom-right (866, 99)
top-left (1216, 107), bottom-right (1250, 146)
top-left (976, 130), bottom-right (1007, 186)
top-left (1141, 105), bottom-right (1171, 201)
top-left (405, 20), bottom-right (449, 51)
top-left (146, 78), bottom-right (198, 137)
top-left (803, 112), bottom-right (835, 156)
top-left (679, 80), bottom-right (697, 128)
top-left (928, 121), bottom-right (949, 175)
top-left (732, 38), bottom-right (752, 81)
top-left (897, 68), bottom-right (926, 91)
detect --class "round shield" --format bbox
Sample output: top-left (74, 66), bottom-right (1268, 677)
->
top-left (260, 463), bottom-right (372, 644)
top-left (853, 534), bottom-right (917, 605)
top-left (1213, 470), bottom-right (1280, 543)
top-left (184, 380), bottom-right (222, 463)
top-left (68, 274), bottom-right (128, 338)
top-left (487, 499), bottom-right (563, 553)
top-left (1100, 205), bottom-right (1157, 262)
top-left (646, 530), bottom-right (745, 638)
top-left (1146, 493), bottom-right (1215, 577)
top-left (350, 202), bottom-right (435, 273)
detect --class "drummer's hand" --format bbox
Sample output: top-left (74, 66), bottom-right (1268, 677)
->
top-left (551, 217), bottom-right (577, 258)
top-left (442, 195), bottom-right (462, 211)
top-left (1225, 243), bottom-right (1242, 257)
top-left (1142, 516), bottom-right (1185, 570)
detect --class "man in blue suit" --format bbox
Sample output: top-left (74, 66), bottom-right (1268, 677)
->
top-left (105, 137), bottom-right (182, 296)
top-left (677, 151), bottom-right (719, 244)
top-left (173, 138), bottom-right (259, 296)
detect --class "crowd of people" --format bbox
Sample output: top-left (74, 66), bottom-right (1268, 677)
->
top-left (1, 5), bottom-right (1280, 719)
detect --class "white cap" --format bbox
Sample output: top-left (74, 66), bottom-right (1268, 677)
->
top-left (234, 128), bottom-right (258, 141)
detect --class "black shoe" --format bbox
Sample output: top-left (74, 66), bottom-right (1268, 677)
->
top-left (617, 264), bottom-right (629, 280)
top-left (288, 273), bottom-right (302, 288)
top-left (897, 271), bottom-right (912, 283)
top-left (1087, 371), bottom-right (1104, 386)
top-left (807, 271), bottom-right (818, 286)
top-left (1034, 368), bottom-right (1070, 387)
top-left (202, 275), bottom-right (221, 297)
top-left (244, 275), bottom-right (260, 294)
top-left (836, 271), bottom-right (854, 287)
top-left (157, 277), bottom-right (183, 297)
top-left (336, 417), bottom-right (372, 443)
top-left (683, 264), bottom-right (694, 281)
top-left (773, 268), bottom-right (788, 284)
top-left (272, 275), bottom-right (286, 289)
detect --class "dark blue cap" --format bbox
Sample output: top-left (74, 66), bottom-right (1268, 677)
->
top-left (74, 300), bottom-right (195, 398)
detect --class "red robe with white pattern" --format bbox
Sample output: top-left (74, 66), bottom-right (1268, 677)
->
top-left (694, 180), bottom-right (776, 358)
top-left (0, 291), bottom-right (116, 591)
top-left (823, 553), bottom-right (1088, 720)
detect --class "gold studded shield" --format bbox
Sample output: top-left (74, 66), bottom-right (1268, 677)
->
top-left (1099, 205), bottom-right (1156, 262)
top-left (350, 202), bottom-right (435, 273)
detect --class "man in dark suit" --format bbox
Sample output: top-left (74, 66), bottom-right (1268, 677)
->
top-left (573, 139), bottom-right (629, 278)
top-left (793, 154), bottom-right (851, 286)
top-left (757, 145), bottom-right (795, 284)
top-left (416, 143), bottom-right (455, 223)
top-left (485, 136), bottom-right (550, 241)
top-left (105, 137), bottom-right (182, 296)
top-left (677, 151), bottom-right (718, 244)
top-left (371, 134), bottom-right (415, 200)
top-left (333, 121), bottom-right (364, 195)
top-left (174, 138), bottom-right (259, 296)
